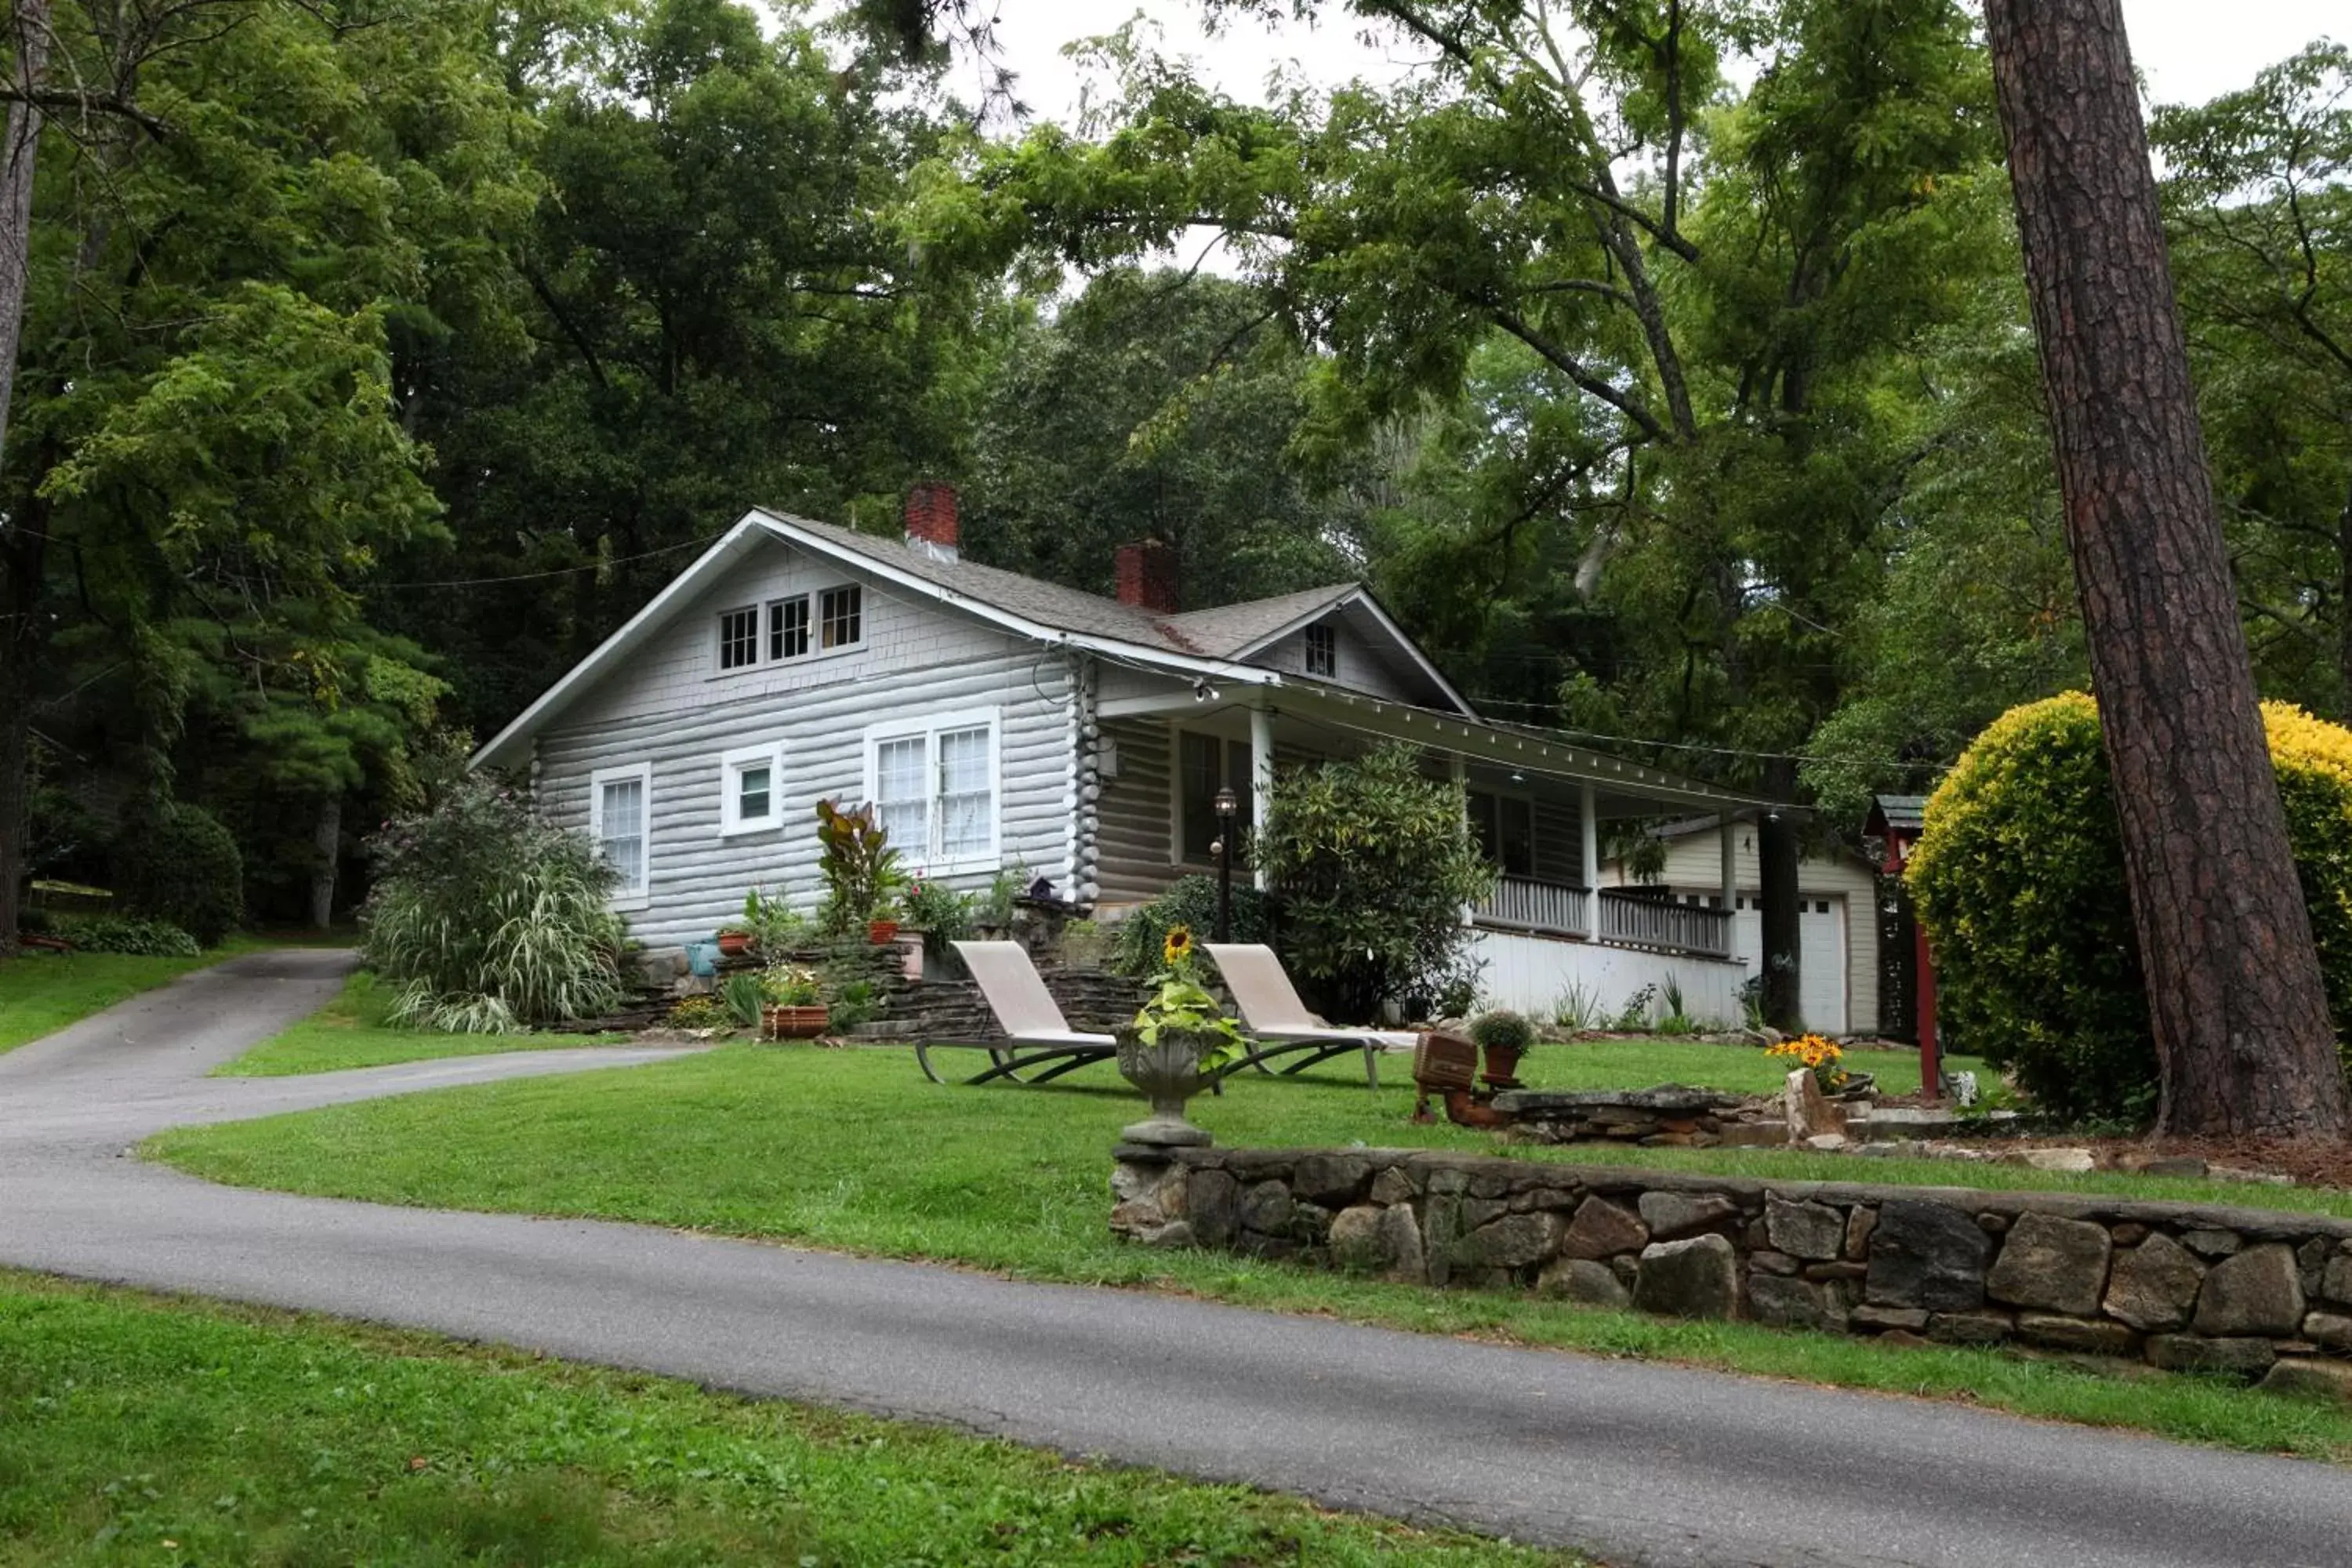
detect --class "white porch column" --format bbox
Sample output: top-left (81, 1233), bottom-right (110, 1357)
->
top-left (1578, 781), bottom-right (1599, 937)
top-left (1720, 815), bottom-right (1739, 926)
top-left (1450, 751), bottom-right (1473, 927)
top-left (1250, 702), bottom-right (1276, 891)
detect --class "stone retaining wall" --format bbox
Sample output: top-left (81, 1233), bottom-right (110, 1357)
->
top-left (1110, 1145), bottom-right (2352, 1388)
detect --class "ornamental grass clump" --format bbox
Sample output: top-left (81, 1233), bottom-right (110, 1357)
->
top-left (361, 778), bottom-right (627, 1033)
top-left (1910, 693), bottom-right (2352, 1123)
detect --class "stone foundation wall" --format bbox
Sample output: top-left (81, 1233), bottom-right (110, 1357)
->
top-left (1110, 1145), bottom-right (2352, 1387)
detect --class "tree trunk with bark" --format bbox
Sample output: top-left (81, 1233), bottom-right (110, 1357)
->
top-left (1984, 0), bottom-right (2349, 1138)
top-left (308, 796), bottom-right (340, 929)
top-left (0, 0), bottom-right (50, 470)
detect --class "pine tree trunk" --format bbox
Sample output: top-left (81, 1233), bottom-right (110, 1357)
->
top-left (308, 796), bottom-right (340, 929)
top-left (1984, 0), bottom-right (2349, 1138)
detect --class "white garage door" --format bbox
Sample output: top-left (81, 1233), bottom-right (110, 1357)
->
top-left (1727, 895), bottom-right (1849, 1036)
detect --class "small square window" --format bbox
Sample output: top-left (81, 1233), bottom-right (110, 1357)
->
top-left (769, 596), bottom-right (810, 661)
top-left (1304, 623), bottom-right (1336, 677)
top-left (720, 744), bottom-right (785, 834)
top-left (821, 585), bottom-right (863, 650)
top-left (717, 606), bottom-right (759, 670)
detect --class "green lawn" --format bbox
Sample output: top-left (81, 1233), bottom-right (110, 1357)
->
top-left (0, 935), bottom-right (288, 1056)
top-left (216, 970), bottom-right (629, 1076)
top-left (151, 1041), bottom-right (2352, 1463)
top-left (0, 1272), bottom-right (1570, 1566)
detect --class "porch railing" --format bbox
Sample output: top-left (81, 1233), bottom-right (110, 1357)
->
top-left (1473, 876), bottom-right (1590, 938)
top-left (1595, 890), bottom-right (1733, 959)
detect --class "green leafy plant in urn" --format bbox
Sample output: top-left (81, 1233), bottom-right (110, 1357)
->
top-left (1116, 925), bottom-right (1249, 1147)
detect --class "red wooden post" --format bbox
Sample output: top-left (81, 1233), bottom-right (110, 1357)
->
top-left (1867, 794), bottom-right (1939, 1103)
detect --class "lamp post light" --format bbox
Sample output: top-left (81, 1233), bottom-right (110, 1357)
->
top-left (1212, 784), bottom-right (1239, 942)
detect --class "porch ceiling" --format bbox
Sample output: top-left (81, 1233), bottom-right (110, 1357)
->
top-left (1109, 676), bottom-right (1778, 818)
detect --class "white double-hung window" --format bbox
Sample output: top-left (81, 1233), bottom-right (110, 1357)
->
top-left (719, 742), bottom-right (785, 835)
top-left (589, 763), bottom-right (653, 909)
top-left (863, 707), bottom-right (1000, 873)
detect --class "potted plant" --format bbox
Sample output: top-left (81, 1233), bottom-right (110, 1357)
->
top-left (867, 891), bottom-right (902, 947)
top-left (760, 962), bottom-right (828, 1040)
top-left (1058, 917), bottom-right (1110, 971)
top-left (1468, 1008), bottom-right (1535, 1088)
top-left (1115, 925), bottom-right (1250, 1146)
top-left (715, 924), bottom-right (754, 958)
top-left (814, 798), bottom-right (907, 939)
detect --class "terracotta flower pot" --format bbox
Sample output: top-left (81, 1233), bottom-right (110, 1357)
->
top-left (1480, 1041), bottom-right (1526, 1089)
top-left (763, 1004), bottom-right (829, 1040)
top-left (717, 931), bottom-right (752, 956)
top-left (867, 919), bottom-right (901, 946)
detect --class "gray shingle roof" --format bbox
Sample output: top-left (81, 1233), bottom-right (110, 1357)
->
top-left (1163, 584), bottom-right (1359, 657)
top-left (757, 508), bottom-right (1360, 660)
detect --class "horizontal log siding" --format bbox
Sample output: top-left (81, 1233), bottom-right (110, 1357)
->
top-left (1095, 719), bottom-right (1175, 908)
top-left (539, 648), bottom-right (1075, 949)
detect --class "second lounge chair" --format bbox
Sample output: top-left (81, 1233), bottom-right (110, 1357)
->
top-left (1201, 942), bottom-right (1417, 1090)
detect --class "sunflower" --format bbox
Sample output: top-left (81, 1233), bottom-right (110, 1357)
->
top-left (1163, 924), bottom-right (1196, 967)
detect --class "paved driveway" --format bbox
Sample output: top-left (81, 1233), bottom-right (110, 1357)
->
top-left (4, 949), bottom-right (2349, 1568)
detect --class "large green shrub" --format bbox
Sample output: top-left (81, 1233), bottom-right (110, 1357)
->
top-left (1254, 742), bottom-right (1495, 1022)
top-left (118, 803), bottom-right (243, 947)
top-left (1909, 692), bottom-right (2352, 1124)
top-left (361, 778), bottom-right (628, 1033)
top-left (1110, 875), bottom-right (1276, 978)
top-left (52, 913), bottom-right (201, 956)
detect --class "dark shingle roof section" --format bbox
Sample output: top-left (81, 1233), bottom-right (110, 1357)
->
top-left (757, 508), bottom-right (1359, 660)
top-left (1871, 794), bottom-right (1929, 833)
top-left (1163, 584), bottom-right (1359, 657)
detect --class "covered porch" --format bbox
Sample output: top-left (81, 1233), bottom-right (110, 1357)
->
top-left (1087, 673), bottom-right (1771, 997)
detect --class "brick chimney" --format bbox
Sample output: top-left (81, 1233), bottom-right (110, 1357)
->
top-left (1115, 539), bottom-right (1179, 614)
top-left (904, 481), bottom-right (959, 563)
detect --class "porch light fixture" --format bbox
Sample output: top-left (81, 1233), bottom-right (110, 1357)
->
top-left (1212, 785), bottom-right (1240, 942)
top-left (1192, 677), bottom-right (1221, 703)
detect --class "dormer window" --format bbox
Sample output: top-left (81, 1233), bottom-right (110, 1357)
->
top-left (1305, 623), bottom-right (1337, 677)
top-left (821, 585), bottom-right (863, 650)
top-left (770, 595), bottom-right (810, 660)
top-left (717, 606), bottom-right (760, 670)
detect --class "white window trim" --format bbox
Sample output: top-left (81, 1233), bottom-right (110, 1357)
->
top-left (766, 593), bottom-right (812, 663)
top-left (709, 583), bottom-right (868, 679)
top-left (818, 583), bottom-right (867, 655)
top-left (713, 604), bottom-right (760, 675)
top-left (717, 742), bottom-right (786, 837)
top-left (862, 705), bottom-right (1002, 875)
top-left (1303, 622), bottom-right (1338, 677)
top-left (588, 762), bottom-right (654, 910)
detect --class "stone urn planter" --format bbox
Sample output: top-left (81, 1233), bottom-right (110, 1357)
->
top-left (764, 1004), bottom-right (829, 1040)
top-left (1114, 1027), bottom-right (1214, 1147)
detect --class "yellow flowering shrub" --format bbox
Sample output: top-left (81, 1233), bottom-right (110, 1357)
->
top-left (1908, 692), bottom-right (2352, 1123)
top-left (1766, 1033), bottom-right (1847, 1089)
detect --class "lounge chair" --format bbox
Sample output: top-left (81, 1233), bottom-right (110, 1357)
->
top-left (1201, 943), bottom-right (1417, 1090)
top-left (916, 941), bottom-right (1122, 1087)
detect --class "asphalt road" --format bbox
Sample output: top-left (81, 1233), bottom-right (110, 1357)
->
top-left (4, 949), bottom-right (2350, 1567)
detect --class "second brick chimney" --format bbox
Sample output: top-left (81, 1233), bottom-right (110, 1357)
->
top-left (1114, 539), bottom-right (1179, 614)
top-left (904, 481), bottom-right (959, 562)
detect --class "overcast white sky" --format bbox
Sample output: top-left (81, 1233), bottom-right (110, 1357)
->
top-left (959, 2), bottom-right (2343, 127)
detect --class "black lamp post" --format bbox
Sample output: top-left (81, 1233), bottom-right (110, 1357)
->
top-left (1211, 784), bottom-right (1240, 942)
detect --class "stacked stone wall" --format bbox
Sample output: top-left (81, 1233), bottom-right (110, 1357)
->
top-left (1111, 1145), bottom-right (2352, 1387)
